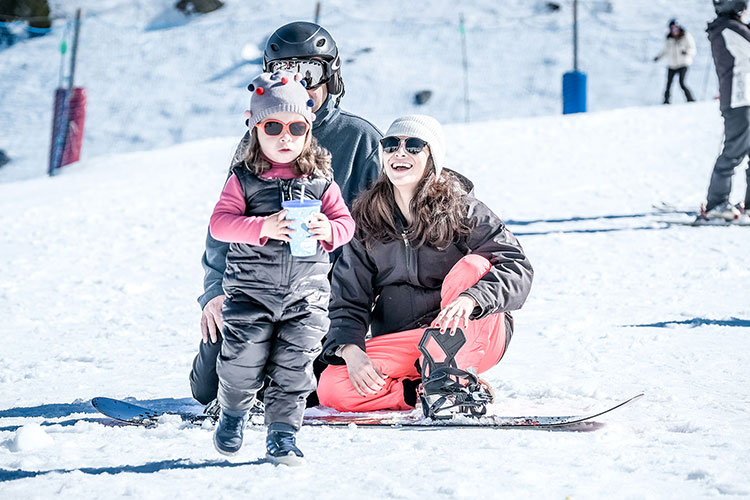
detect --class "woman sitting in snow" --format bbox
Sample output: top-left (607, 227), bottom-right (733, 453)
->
top-left (316, 114), bottom-right (533, 416)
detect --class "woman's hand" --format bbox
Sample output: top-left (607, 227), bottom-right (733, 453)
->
top-left (340, 345), bottom-right (388, 397)
top-left (433, 294), bottom-right (478, 335)
top-left (306, 212), bottom-right (333, 244)
top-left (260, 209), bottom-right (293, 242)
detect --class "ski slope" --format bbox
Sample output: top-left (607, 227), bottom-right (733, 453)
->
top-left (1, 100), bottom-right (749, 498)
top-left (2, 0), bottom-right (750, 497)
top-left (0, 0), bottom-right (719, 182)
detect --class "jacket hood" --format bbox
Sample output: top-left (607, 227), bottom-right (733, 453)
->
top-left (444, 168), bottom-right (475, 196)
top-left (707, 15), bottom-right (737, 36)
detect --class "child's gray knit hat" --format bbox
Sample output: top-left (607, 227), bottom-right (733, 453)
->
top-left (245, 70), bottom-right (316, 128)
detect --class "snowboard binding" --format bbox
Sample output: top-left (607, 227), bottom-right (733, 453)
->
top-left (417, 327), bottom-right (495, 420)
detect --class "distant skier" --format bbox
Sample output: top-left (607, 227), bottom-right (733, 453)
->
top-left (207, 70), bottom-right (355, 463)
top-left (701, 0), bottom-right (750, 221)
top-left (654, 18), bottom-right (696, 104)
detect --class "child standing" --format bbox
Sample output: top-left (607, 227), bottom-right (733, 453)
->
top-left (208, 70), bottom-right (355, 464)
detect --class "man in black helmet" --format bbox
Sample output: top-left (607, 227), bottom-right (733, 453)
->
top-left (701, 0), bottom-right (750, 221)
top-left (189, 21), bottom-right (383, 410)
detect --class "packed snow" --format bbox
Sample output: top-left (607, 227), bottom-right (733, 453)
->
top-left (2, 0), bottom-right (750, 498)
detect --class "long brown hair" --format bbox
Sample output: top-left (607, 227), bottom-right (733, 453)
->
top-left (352, 157), bottom-right (473, 250)
top-left (236, 127), bottom-right (332, 179)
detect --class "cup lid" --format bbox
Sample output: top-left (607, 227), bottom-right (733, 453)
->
top-left (282, 199), bottom-right (322, 208)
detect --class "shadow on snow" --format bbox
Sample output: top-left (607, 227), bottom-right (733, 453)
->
top-left (511, 225), bottom-right (665, 236)
top-left (0, 397), bottom-right (201, 419)
top-left (504, 211), bottom-right (681, 226)
top-left (625, 317), bottom-right (750, 328)
top-left (0, 458), bottom-right (271, 482)
top-left (502, 210), bottom-right (689, 236)
top-left (0, 397), bottom-right (204, 432)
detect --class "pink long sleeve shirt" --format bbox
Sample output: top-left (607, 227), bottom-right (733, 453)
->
top-left (209, 160), bottom-right (355, 253)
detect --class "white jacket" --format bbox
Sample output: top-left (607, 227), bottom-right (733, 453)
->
top-left (655, 32), bottom-right (697, 69)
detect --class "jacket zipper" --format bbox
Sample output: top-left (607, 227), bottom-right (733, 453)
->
top-left (402, 231), bottom-right (413, 278)
top-left (402, 231), bottom-right (416, 321)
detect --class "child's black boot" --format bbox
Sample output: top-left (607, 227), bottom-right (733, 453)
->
top-left (213, 408), bottom-right (248, 456)
top-left (266, 422), bottom-right (305, 466)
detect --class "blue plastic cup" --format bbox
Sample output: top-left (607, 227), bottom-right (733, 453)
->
top-left (282, 199), bottom-right (322, 257)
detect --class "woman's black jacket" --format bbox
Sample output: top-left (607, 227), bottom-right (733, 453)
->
top-left (320, 174), bottom-right (533, 365)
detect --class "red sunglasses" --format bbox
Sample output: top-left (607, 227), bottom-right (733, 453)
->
top-left (256, 119), bottom-right (309, 137)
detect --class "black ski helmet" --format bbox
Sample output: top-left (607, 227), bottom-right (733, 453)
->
top-left (713, 0), bottom-right (748, 16)
top-left (668, 18), bottom-right (678, 28)
top-left (263, 22), bottom-right (344, 96)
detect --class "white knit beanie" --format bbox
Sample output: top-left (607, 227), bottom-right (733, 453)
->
top-left (384, 114), bottom-right (445, 176)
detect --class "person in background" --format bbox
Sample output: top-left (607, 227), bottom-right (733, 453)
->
top-left (654, 18), bottom-right (696, 104)
top-left (701, 0), bottom-right (750, 221)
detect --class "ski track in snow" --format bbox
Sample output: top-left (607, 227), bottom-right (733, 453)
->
top-left (2, 0), bottom-right (750, 498)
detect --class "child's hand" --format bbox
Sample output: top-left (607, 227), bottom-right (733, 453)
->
top-left (306, 212), bottom-right (333, 244)
top-left (260, 210), bottom-right (294, 242)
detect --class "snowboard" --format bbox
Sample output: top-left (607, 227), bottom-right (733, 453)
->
top-left (90, 393), bottom-right (643, 430)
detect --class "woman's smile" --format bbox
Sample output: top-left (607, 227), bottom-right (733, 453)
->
top-left (389, 161), bottom-right (413, 171)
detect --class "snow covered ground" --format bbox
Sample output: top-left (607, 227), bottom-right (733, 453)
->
top-left (2, 100), bottom-right (749, 498)
top-left (2, 0), bottom-right (750, 498)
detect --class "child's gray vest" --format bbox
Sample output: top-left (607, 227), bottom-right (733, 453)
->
top-left (222, 166), bottom-right (333, 299)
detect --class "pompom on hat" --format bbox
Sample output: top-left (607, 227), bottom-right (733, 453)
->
top-left (384, 114), bottom-right (446, 177)
top-left (244, 70), bottom-right (315, 129)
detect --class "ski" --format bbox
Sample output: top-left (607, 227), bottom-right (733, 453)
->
top-left (661, 217), bottom-right (750, 227)
top-left (90, 394), bottom-right (643, 429)
top-left (651, 202), bottom-right (699, 216)
top-left (654, 201), bottom-right (750, 226)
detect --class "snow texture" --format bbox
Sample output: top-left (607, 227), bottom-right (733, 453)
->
top-left (1, 0), bottom-right (750, 498)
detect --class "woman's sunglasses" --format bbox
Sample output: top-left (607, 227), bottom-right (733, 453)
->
top-left (380, 136), bottom-right (428, 154)
top-left (257, 119), bottom-right (309, 137)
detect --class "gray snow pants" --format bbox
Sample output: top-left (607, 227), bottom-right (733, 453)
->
top-left (215, 279), bottom-right (330, 430)
top-left (707, 105), bottom-right (750, 211)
